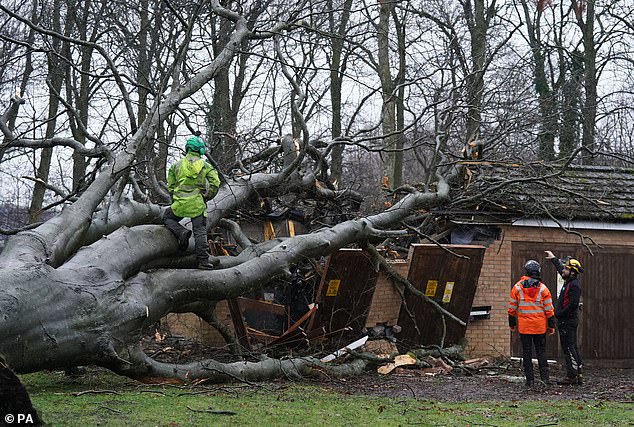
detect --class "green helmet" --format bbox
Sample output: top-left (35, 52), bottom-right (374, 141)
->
top-left (185, 136), bottom-right (205, 155)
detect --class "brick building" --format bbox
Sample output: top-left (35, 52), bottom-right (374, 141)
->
top-left (466, 223), bottom-right (634, 367)
top-left (454, 165), bottom-right (634, 367)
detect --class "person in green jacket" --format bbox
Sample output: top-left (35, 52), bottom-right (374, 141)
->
top-left (163, 135), bottom-right (220, 269)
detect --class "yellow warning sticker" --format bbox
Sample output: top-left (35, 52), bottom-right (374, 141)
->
top-left (425, 280), bottom-right (438, 297)
top-left (326, 279), bottom-right (341, 296)
top-left (442, 281), bottom-right (455, 303)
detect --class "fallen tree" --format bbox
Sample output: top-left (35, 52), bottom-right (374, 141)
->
top-left (0, 0), bottom-right (461, 383)
top-left (0, 178), bottom-right (451, 381)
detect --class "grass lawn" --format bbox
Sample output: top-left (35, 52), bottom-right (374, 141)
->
top-left (19, 369), bottom-right (633, 426)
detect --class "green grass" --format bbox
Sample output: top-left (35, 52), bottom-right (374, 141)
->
top-left (18, 369), bottom-right (633, 427)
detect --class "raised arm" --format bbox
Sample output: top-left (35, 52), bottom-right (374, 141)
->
top-left (544, 250), bottom-right (565, 276)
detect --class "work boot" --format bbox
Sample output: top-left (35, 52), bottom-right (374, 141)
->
top-left (540, 377), bottom-right (552, 386)
top-left (557, 376), bottom-right (578, 385)
top-left (197, 260), bottom-right (215, 270)
top-left (576, 367), bottom-right (584, 385)
top-left (178, 230), bottom-right (192, 251)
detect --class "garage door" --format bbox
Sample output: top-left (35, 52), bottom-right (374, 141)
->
top-left (512, 242), bottom-right (633, 367)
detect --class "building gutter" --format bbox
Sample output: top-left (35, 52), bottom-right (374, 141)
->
top-left (512, 218), bottom-right (634, 231)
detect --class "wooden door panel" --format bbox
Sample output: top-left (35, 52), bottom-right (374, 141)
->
top-left (512, 240), bottom-right (633, 366)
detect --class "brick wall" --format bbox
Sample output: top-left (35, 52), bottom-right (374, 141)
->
top-left (365, 260), bottom-right (407, 327)
top-left (463, 235), bottom-right (511, 357)
top-left (163, 300), bottom-right (231, 346)
top-left (465, 225), bottom-right (634, 358)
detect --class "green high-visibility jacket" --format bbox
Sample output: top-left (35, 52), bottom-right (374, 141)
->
top-left (167, 152), bottom-right (220, 218)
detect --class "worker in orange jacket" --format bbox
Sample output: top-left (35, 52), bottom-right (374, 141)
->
top-left (508, 260), bottom-right (555, 387)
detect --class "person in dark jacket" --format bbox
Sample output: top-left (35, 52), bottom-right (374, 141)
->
top-left (0, 355), bottom-right (44, 425)
top-left (544, 250), bottom-right (584, 385)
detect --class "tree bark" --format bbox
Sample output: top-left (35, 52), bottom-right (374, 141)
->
top-left (0, 0), bottom-right (470, 386)
top-left (28, 0), bottom-right (68, 223)
top-left (519, 1), bottom-right (556, 161)
top-left (328, 0), bottom-right (353, 187)
top-left (464, 0), bottom-right (487, 154)
top-left (377, 0), bottom-right (398, 189)
top-left (576, 0), bottom-right (597, 165)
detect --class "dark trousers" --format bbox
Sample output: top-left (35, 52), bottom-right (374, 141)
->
top-left (520, 333), bottom-right (549, 383)
top-left (558, 320), bottom-right (583, 378)
top-left (163, 208), bottom-right (208, 262)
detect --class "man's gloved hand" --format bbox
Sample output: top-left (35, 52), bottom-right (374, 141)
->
top-left (547, 327), bottom-right (555, 335)
top-left (544, 250), bottom-right (555, 259)
top-left (509, 326), bottom-right (516, 332)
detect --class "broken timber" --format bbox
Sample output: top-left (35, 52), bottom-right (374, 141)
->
top-left (396, 244), bottom-right (486, 349)
top-left (307, 249), bottom-right (379, 346)
top-left (224, 244), bottom-right (485, 355)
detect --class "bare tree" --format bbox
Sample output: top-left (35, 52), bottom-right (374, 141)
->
top-left (517, 0), bottom-right (557, 160)
top-left (1, 0), bottom-right (633, 385)
top-left (573, 0), bottom-right (597, 164)
top-left (27, 0), bottom-right (71, 223)
top-left (0, 0), bottom-right (38, 163)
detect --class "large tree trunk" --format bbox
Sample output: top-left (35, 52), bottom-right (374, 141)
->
top-left (559, 52), bottom-right (583, 158)
top-left (463, 0), bottom-right (488, 156)
top-left (328, 0), bottom-right (353, 187)
top-left (577, 0), bottom-right (597, 165)
top-left (519, 1), bottom-right (557, 161)
top-left (28, 0), bottom-right (72, 223)
top-left (377, 0), bottom-right (399, 189)
top-left (0, 172), bottom-right (450, 380)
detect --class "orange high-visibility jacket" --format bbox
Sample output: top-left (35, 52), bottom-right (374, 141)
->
top-left (508, 276), bottom-right (555, 335)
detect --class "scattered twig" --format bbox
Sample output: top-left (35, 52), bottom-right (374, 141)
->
top-left (149, 347), bottom-right (174, 358)
top-left (97, 406), bottom-right (123, 414)
top-left (467, 423), bottom-right (500, 427)
top-left (137, 389), bottom-right (166, 396)
top-left (186, 406), bottom-right (237, 415)
top-left (135, 382), bottom-right (189, 389)
top-left (402, 383), bottom-right (416, 399)
top-left (72, 390), bottom-right (121, 396)
top-left (177, 390), bottom-right (217, 397)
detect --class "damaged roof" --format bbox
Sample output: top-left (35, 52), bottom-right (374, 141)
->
top-left (447, 164), bottom-right (634, 223)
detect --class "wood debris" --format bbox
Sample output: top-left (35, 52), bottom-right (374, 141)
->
top-left (362, 339), bottom-right (398, 357)
top-left (463, 357), bottom-right (490, 369)
top-left (377, 354), bottom-right (417, 374)
top-left (321, 336), bottom-right (369, 362)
